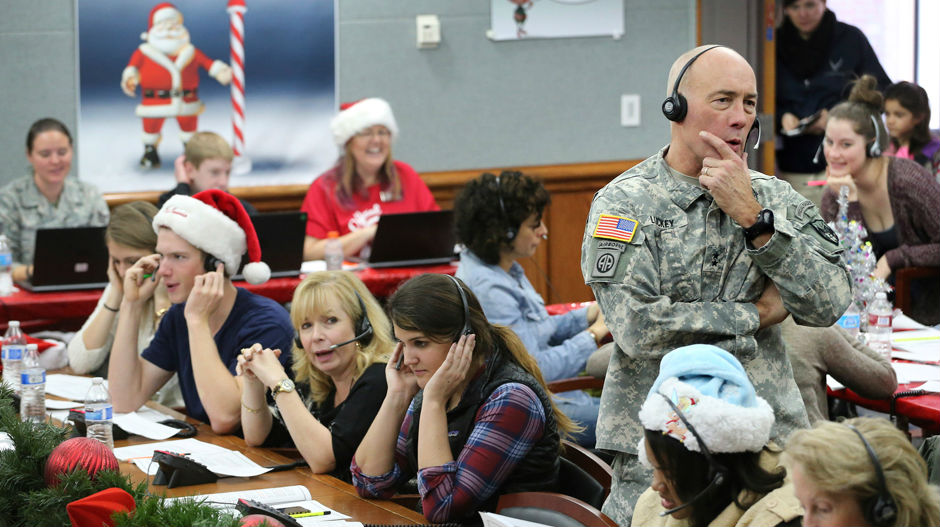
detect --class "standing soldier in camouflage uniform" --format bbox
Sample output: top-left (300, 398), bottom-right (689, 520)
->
top-left (580, 45), bottom-right (851, 525)
top-left (0, 118), bottom-right (110, 283)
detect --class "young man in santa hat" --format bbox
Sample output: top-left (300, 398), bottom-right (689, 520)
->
top-left (121, 3), bottom-right (232, 168)
top-left (108, 190), bottom-right (293, 434)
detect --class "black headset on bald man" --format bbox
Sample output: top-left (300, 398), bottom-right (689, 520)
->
top-left (662, 45), bottom-right (762, 150)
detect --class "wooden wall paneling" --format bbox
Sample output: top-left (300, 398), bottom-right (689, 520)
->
top-left (102, 159), bottom-right (638, 303)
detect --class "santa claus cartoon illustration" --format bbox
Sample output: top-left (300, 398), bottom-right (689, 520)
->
top-left (121, 3), bottom-right (232, 168)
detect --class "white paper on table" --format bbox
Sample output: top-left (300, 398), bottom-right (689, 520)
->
top-left (893, 313), bottom-right (928, 330)
top-left (826, 375), bottom-right (845, 391)
top-left (116, 437), bottom-right (271, 477)
top-left (45, 374), bottom-right (108, 401)
top-left (481, 511), bottom-right (556, 527)
top-left (892, 362), bottom-right (940, 384)
top-left (165, 484), bottom-right (312, 507)
top-left (113, 412), bottom-right (179, 440)
top-left (891, 329), bottom-right (940, 362)
top-left (114, 437), bottom-right (229, 462)
top-left (45, 399), bottom-right (82, 409)
top-left (909, 380), bottom-right (940, 393)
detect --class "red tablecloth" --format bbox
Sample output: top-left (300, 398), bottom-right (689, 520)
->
top-left (828, 382), bottom-right (939, 434)
top-left (0, 263), bottom-right (457, 332)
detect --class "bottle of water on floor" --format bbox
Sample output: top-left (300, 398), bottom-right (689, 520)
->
top-left (324, 230), bottom-right (343, 271)
top-left (836, 299), bottom-right (862, 340)
top-left (85, 377), bottom-right (114, 449)
top-left (0, 234), bottom-right (13, 297)
top-left (867, 292), bottom-right (893, 360)
top-left (20, 344), bottom-right (45, 423)
top-left (2, 321), bottom-right (26, 393)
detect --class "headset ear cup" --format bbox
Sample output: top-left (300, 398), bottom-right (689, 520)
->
top-left (506, 227), bottom-right (517, 241)
top-left (662, 95), bottom-right (687, 122)
top-left (870, 494), bottom-right (898, 527)
top-left (869, 141), bottom-right (882, 158)
top-left (294, 336), bottom-right (303, 350)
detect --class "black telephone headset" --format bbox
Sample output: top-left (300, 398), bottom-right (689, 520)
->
top-left (293, 290), bottom-right (374, 351)
top-left (494, 173), bottom-right (516, 242)
top-left (204, 255), bottom-right (224, 274)
top-left (813, 113), bottom-right (884, 164)
top-left (662, 45), bottom-right (724, 123)
top-left (662, 45), bottom-right (761, 150)
top-left (445, 274), bottom-right (472, 341)
top-left (867, 114), bottom-right (884, 158)
top-left (656, 392), bottom-right (728, 517)
top-left (846, 424), bottom-right (898, 527)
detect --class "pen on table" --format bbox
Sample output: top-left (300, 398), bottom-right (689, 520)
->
top-left (806, 180), bottom-right (828, 187)
top-left (290, 511), bottom-right (331, 518)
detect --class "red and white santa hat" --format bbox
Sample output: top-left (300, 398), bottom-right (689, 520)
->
top-left (153, 190), bottom-right (271, 284)
top-left (141, 2), bottom-right (182, 40)
top-left (330, 98), bottom-right (399, 146)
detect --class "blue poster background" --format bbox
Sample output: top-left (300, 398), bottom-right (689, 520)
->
top-left (78, 0), bottom-right (336, 192)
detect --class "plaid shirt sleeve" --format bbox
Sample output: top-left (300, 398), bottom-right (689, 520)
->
top-left (350, 401), bottom-right (415, 499)
top-left (417, 382), bottom-right (546, 523)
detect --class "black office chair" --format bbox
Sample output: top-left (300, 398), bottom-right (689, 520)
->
top-left (496, 492), bottom-right (617, 527)
top-left (558, 440), bottom-right (613, 509)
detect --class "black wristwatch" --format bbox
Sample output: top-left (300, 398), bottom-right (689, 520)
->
top-left (742, 209), bottom-right (775, 241)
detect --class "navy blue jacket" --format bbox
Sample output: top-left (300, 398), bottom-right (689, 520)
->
top-left (776, 21), bottom-right (890, 173)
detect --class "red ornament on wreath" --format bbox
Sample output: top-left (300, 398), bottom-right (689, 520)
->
top-left (239, 514), bottom-right (286, 527)
top-left (44, 437), bottom-right (120, 487)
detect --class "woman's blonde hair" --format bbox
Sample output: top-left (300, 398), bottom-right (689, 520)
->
top-left (784, 417), bottom-right (940, 527)
top-left (105, 201), bottom-right (159, 250)
top-left (386, 273), bottom-right (580, 439)
top-left (334, 143), bottom-right (401, 209)
top-left (289, 271), bottom-right (393, 404)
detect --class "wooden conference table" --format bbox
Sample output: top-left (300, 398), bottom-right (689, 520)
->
top-left (0, 263), bottom-right (457, 333)
top-left (117, 404), bottom-right (428, 524)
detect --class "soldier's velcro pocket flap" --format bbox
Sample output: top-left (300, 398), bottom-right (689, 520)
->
top-left (585, 228), bottom-right (644, 283)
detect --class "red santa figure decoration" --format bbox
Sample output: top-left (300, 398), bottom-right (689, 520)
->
top-left (121, 3), bottom-right (233, 168)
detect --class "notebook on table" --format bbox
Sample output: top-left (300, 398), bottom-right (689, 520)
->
top-left (360, 210), bottom-right (457, 268)
top-left (236, 211), bottom-right (307, 279)
top-left (16, 226), bottom-right (109, 292)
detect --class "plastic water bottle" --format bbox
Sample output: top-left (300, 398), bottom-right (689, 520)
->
top-left (0, 234), bottom-right (13, 296)
top-left (84, 377), bottom-right (114, 449)
top-left (836, 299), bottom-right (862, 339)
top-left (2, 321), bottom-right (26, 393)
top-left (866, 292), bottom-right (893, 360)
top-left (324, 230), bottom-right (343, 271)
top-left (19, 344), bottom-right (45, 423)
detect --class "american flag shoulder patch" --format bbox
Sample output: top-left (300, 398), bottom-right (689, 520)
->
top-left (592, 214), bottom-right (639, 242)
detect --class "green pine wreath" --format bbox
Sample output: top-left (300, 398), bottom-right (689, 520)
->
top-left (0, 383), bottom-right (241, 527)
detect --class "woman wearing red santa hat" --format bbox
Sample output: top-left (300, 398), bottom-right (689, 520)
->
top-left (301, 98), bottom-right (439, 261)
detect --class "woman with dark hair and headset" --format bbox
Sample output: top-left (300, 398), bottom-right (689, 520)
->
top-left (785, 417), bottom-right (940, 527)
top-left (454, 171), bottom-right (609, 446)
top-left (631, 344), bottom-right (801, 527)
top-left (819, 75), bottom-right (940, 325)
top-left (351, 273), bottom-right (577, 524)
top-left (237, 271), bottom-right (393, 482)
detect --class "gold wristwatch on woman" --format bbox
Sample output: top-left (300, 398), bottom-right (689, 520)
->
top-left (271, 378), bottom-right (295, 400)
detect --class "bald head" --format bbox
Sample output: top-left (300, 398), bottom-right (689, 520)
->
top-left (665, 45), bottom-right (754, 97)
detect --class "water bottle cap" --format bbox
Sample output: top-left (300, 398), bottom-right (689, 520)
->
top-left (26, 343), bottom-right (37, 350)
top-left (327, 231), bottom-right (340, 239)
top-left (92, 377), bottom-right (104, 382)
top-left (9, 321), bottom-right (19, 328)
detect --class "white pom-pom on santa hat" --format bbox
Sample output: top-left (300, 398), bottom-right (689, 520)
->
top-left (330, 98), bottom-right (399, 147)
top-left (152, 190), bottom-right (271, 284)
top-left (141, 2), bottom-right (182, 41)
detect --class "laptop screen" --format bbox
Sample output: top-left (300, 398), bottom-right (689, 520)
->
top-left (23, 226), bottom-right (109, 292)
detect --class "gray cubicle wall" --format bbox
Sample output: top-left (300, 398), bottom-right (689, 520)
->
top-left (0, 0), bottom-right (695, 187)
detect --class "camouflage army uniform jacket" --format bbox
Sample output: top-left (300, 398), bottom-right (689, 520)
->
top-left (581, 148), bottom-right (851, 455)
top-left (0, 175), bottom-right (110, 267)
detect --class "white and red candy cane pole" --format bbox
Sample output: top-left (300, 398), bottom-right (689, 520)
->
top-left (227, 0), bottom-right (251, 174)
